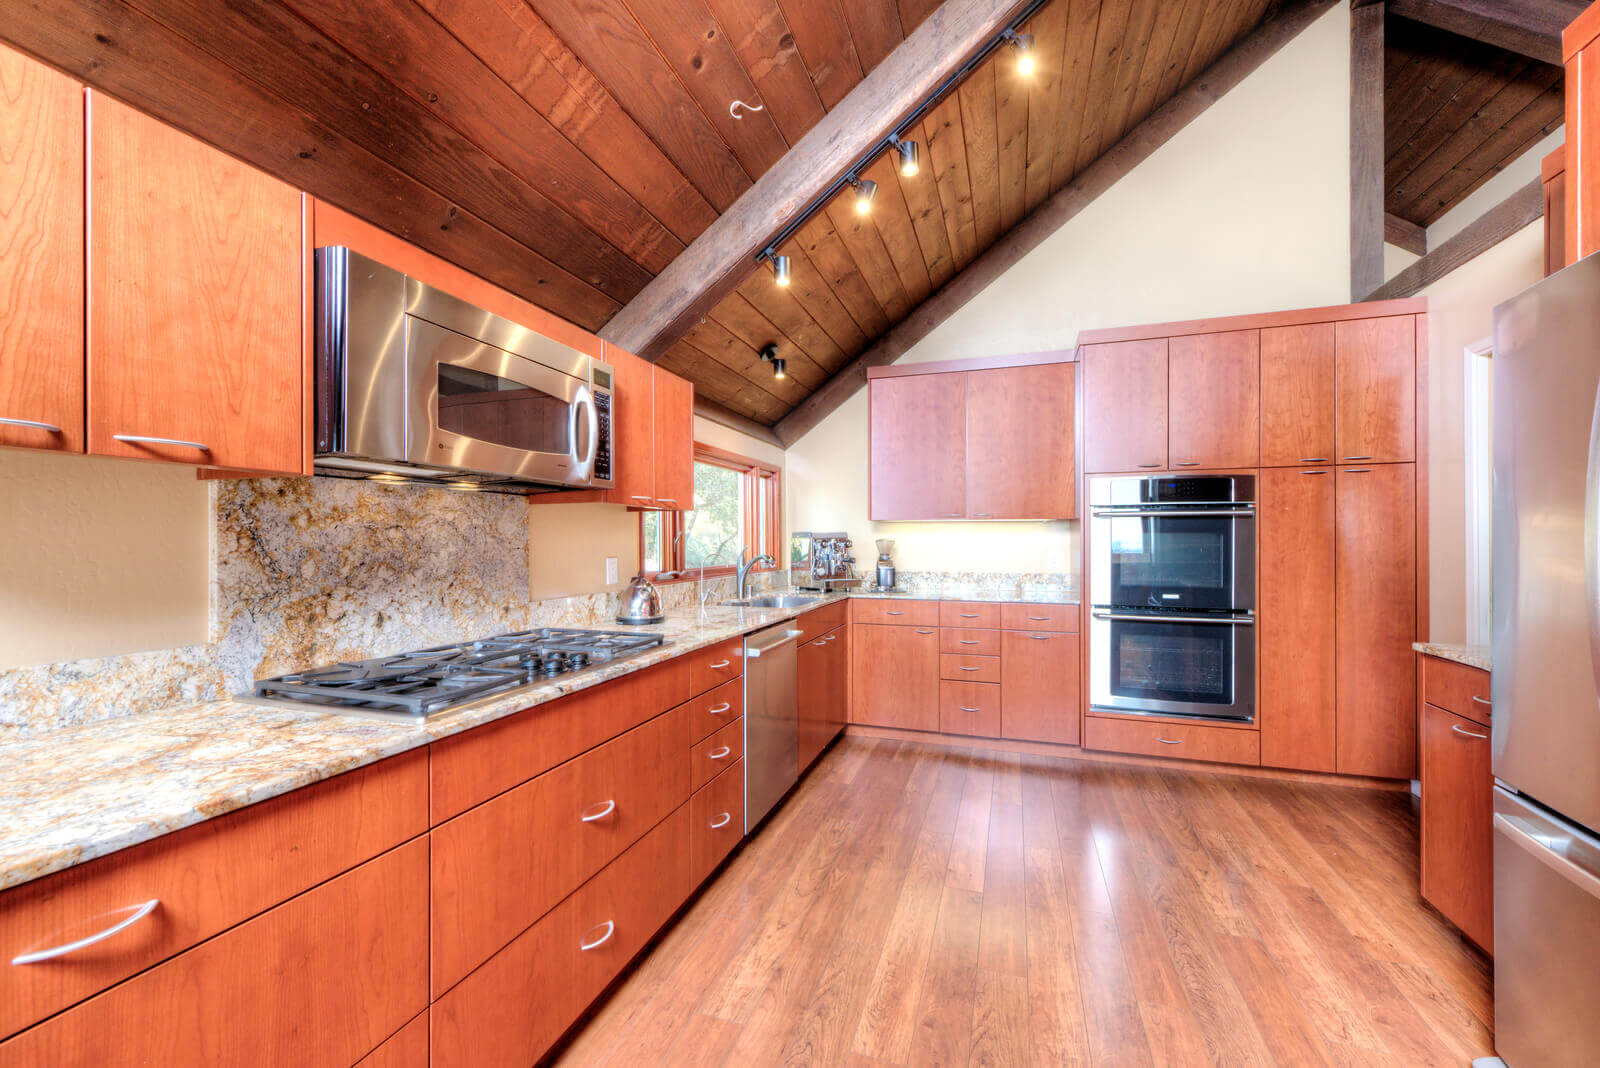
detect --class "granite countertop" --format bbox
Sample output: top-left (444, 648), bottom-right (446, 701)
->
top-left (0, 595), bottom-right (849, 894)
top-left (1413, 642), bottom-right (1492, 672)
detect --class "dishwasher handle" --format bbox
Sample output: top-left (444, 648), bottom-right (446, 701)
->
top-left (746, 628), bottom-right (803, 658)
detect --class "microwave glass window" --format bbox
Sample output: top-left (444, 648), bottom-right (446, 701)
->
top-left (1110, 622), bottom-right (1232, 705)
top-left (437, 365), bottom-right (571, 454)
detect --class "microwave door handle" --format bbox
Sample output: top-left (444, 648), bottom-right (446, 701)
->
top-left (572, 385), bottom-right (599, 480)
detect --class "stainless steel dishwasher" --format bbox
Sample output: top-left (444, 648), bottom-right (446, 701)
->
top-left (743, 622), bottom-right (801, 831)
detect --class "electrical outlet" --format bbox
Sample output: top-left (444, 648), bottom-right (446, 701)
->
top-left (605, 556), bottom-right (618, 585)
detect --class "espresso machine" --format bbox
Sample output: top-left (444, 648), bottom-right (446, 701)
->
top-left (875, 539), bottom-right (896, 590)
top-left (791, 531), bottom-right (860, 592)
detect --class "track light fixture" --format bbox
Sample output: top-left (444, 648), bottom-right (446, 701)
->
top-left (773, 358), bottom-right (787, 379)
top-left (846, 175), bottom-right (878, 215)
top-left (759, 343), bottom-right (787, 380)
top-left (890, 136), bottom-right (920, 177)
top-left (1003, 28), bottom-right (1035, 75)
top-left (761, 248), bottom-right (792, 287)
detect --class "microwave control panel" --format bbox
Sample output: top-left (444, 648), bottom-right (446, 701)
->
top-left (592, 390), bottom-right (612, 484)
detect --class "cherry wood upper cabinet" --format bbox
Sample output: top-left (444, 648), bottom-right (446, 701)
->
top-left (966, 363), bottom-right (1076, 519)
top-left (0, 46), bottom-right (83, 455)
top-left (601, 346), bottom-right (655, 507)
top-left (651, 367), bottom-right (694, 509)
top-left (1334, 316), bottom-right (1415, 465)
top-left (1168, 329), bottom-right (1259, 469)
top-left (1336, 463), bottom-right (1417, 778)
top-left (1568, 9), bottom-right (1600, 262)
top-left (870, 372), bottom-right (967, 520)
top-left (1082, 339), bottom-right (1167, 472)
top-left (87, 92), bottom-right (304, 473)
top-left (1258, 466), bottom-right (1336, 772)
top-left (1544, 145), bottom-right (1569, 277)
top-left (1260, 323), bottom-right (1335, 467)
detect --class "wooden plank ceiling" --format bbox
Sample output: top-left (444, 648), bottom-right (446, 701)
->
top-left (659, 0), bottom-right (1288, 425)
top-left (1385, 13), bottom-right (1565, 229)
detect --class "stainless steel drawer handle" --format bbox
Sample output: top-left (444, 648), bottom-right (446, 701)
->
top-left (580, 799), bottom-right (616, 823)
top-left (1451, 724), bottom-right (1489, 740)
top-left (709, 813), bottom-right (732, 829)
top-left (887, 611), bottom-right (904, 616)
top-left (1028, 615), bottom-right (1049, 620)
top-left (709, 660), bottom-right (731, 669)
top-left (1175, 461), bottom-right (1199, 467)
top-left (708, 702), bottom-right (732, 715)
top-left (1137, 463), bottom-right (1163, 469)
top-left (1343, 455), bottom-right (1373, 461)
top-left (959, 706), bottom-right (982, 713)
top-left (1301, 470), bottom-right (1327, 475)
top-left (1471, 695), bottom-right (1492, 707)
top-left (113, 433), bottom-right (209, 452)
top-left (0, 416), bottom-right (62, 433)
top-left (959, 666), bottom-right (982, 671)
top-left (1156, 738), bottom-right (1181, 745)
top-left (941, 512), bottom-right (962, 516)
top-left (630, 495), bottom-right (652, 501)
top-left (708, 746), bottom-right (732, 760)
top-left (960, 613), bottom-right (980, 619)
top-left (579, 920), bottom-right (615, 951)
top-left (1092, 612), bottom-right (1253, 626)
top-left (915, 629), bottom-right (935, 635)
top-left (1344, 468), bottom-right (1372, 474)
top-left (12, 899), bottom-right (160, 964)
top-left (1299, 457), bottom-right (1329, 463)
top-left (958, 639), bottom-right (981, 646)
top-left (1028, 634), bottom-right (1052, 640)
top-left (973, 513), bottom-right (993, 518)
top-left (657, 498), bottom-right (678, 504)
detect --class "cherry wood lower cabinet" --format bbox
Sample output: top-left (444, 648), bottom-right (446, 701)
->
top-left (939, 679), bottom-right (1001, 737)
top-left (1000, 630), bottom-right (1081, 745)
top-left (798, 624), bottom-right (847, 771)
top-left (691, 716), bottom-right (744, 790)
top-left (690, 760), bottom-right (746, 885)
top-left (356, 1012), bottom-right (429, 1068)
top-left (852, 623), bottom-right (939, 732)
top-left (0, 840), bottom-right (429, 1068)
top-left (1420, 701), bottom-right (1493, 953)
top-left (0, 44), bottom-right (84, 455)
top-left (1084, 717), bottom-right (1260, 766)
top-left (1423, 655), bottom-right (1492, 727)
top-left (430, 807), bottom-right (691, 1068)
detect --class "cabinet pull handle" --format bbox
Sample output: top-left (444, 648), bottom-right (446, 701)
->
top-left (1299, 457), bottom-right (1329, 463)
top-left (0, 416), bottom-right (62, 433)
top-left (940, 512), bottom-right (962, 516)
top-left (709, 660), bottom-right (731, 669)
top-left (1028, 614), bottom-right (1050, 620)
top-left (579, 920), bottom-right (615, 951)
top-left (113, 434), bottom-right (209, 452)
top-left (915, 629), bottom-right (935, 635)
top-left (1343, 455), bottom-right (1373, 461)
top-left (580, 799), bottom-right (616, 823)
top-left (1028, 634), bottom-right (1052, 640)
top-left (708, 746), bottom-right (732, 759)
top-left (709, 813), bottom-right (732, 829)
top-left (657, 498), bottom-right (678, 504)
top-left (959, 706), bottom-right (982, 713)
top-left (631, 495), bottom-right (652, 501)
top-left (1301, 469), bottom-right (1327, 475)
top-left (887, 611), bottom-right (904, 616)
top-left (1471, 695), bottom-right (1492, 707)
top-left (973, 513), bottom-right (993, 518)
top-left (1156, 737), bottom-right (1181, 745)
top-left (958, 639), bottom-right (981, 645)
top-left (1344, 468), bottom-right (1372, 474)
top-left (12, 899), bottom-right (160, 965)
top-left (1175, 461), bottom-right (1199, 467)
top-left (961, 613), bottom-right (980, 618)
top-left (1137, 463), bottom-right (1163, 469)
top-left (1451, 724), bottom-right (1489, 740)
top-left (959, 666), bottom-right (982, 671)
top-left (708, 702), bottom-right (732, 714)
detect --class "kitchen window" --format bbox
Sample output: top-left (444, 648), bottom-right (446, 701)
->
top-left (640, 445), bottom-right (782, 579)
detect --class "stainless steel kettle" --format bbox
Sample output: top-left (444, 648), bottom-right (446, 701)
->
top-left (616, 574), bottom-right (665, 625)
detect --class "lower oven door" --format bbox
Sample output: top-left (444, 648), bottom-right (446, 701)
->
top-left (1089, 611), bottom-right (1255, 722)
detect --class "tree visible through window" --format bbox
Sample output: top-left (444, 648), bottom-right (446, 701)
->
top-left (640, 445), bottom-right (781, 578)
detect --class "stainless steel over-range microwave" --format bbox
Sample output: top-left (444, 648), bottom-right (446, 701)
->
top-left (313, 247), bottom-right (614, 493)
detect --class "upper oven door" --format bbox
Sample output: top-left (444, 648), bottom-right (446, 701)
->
top-left (406, 317), bottom-right (598, 486)
top-left (1090, 479), bottom-right (1256, 613)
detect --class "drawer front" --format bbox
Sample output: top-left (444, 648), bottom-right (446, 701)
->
top-left (1001, 602), bottom-right (1079, 632)
top-left (939, 601), bottom-right (1001, 629)
top-left (1423, 655), bottom-right (1492, 727)
top-left (430, 806), bottom-right (691, 1068)
top-left (939, 680), bottom-right (1001, 737)
top-left (940, 653), bottom-right (1001, 683)
top-left (690, 759), bottom-right (746, 886)
top-left (692, 716), bottom-right (745, 791)
top-left (1084, 716), bottom-right (1260, 766)
top-left (430, 706), bottom-right (688, 995)
top-left (852, 598), bottom-right (939, 626)
top-left (688, 637), bottom-right (745, 696)
top-left (430, 655), bottom-right (688, 822)
top-left (355, 1010), bottom-right (428, 1068)
top-left (0, 840), bottom-right (428, 1067)
top-left (0, 748), bottom-right (427, 1041)
top-left (686, 675), bottom-right (744, 744)
top-left (940, 628), bottom-right (1001, 656)
top-left (795, 600), bottom-right (848, 644)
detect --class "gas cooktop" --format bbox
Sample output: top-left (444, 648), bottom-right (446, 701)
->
top-left (249, 627), bottom-right (669, 721)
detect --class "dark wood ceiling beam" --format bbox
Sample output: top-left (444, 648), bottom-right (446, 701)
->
top-left (773, 0), bottom-right (1339, 445)
top-left (693, 398), bottom-right (785, 448)
top-left (1387, 0), bottom-right (1590, 66)
top-left (1351, 0), bottom-right (1386, 300)
top-left (1385, 212), bottom-right (1428, 255)
top-left (596, 0), bottom-right (1035, 361)
top-left (1365, 178), bottom-right (1541, 300)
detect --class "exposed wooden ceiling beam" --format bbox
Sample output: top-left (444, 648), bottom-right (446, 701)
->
top-left (692, 398), bottom-right (784, 449)
top-left (772, 0), bottom-right (1340, 446)
top-left (596, 0), bottom-right (1032, 362)
top-left (1365, 178), bottom-right (1542, 300)
top-left (1351, 2), bottom-right (1385, 300)
top-left (1386, 0), bottom-right (1590, 66)
top-left (1385, 212), bottom-right (1428, 256)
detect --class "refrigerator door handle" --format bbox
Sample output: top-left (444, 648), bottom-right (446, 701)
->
top-left (1586, 378), bottom-right (1600, 700)
top-left (1495, 811), bottom-right (1600, 900)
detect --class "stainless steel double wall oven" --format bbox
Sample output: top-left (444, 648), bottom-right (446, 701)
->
top-left (1089, 475), bottom-right (1256, 723)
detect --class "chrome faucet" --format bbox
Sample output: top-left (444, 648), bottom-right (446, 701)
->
top-left (736, 547), bottom-right (777, 599)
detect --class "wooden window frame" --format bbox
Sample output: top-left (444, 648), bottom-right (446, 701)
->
top-left (639, 444), bottom-right (782, 583)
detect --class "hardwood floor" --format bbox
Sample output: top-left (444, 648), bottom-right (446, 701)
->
top-left (552, 735), bottom-right (1493, 1066)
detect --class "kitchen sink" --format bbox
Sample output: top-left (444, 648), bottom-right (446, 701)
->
top-left (722, 593), bottom-right (825, 609)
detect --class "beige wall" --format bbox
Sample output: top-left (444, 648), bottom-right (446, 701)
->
top-left (0, 451), bottom-right (209, 669)
top-left (788, 4), bottom-right (1351, 573)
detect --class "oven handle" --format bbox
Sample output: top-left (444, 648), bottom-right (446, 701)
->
top-left (570, 385), bottom-right (599, 480)
top-left (1091, 612), bottom-right (1254, 626)
top-left (1091, 508), bottom-right (1255, 518)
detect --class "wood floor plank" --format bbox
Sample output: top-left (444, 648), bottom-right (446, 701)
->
top-left (780, 938), bottom-right (882, 1066)
top-left (654, 1013), bottom-right (742, 1068)
top-left (978, 801), bottom-right (1027, 976)
top-left (946, 755), bottom-right (994, 892)
top-left (907, 885), bottom-right (982, 1067)
top-left (968, 969), bottom-right (1030, 1067)
top-left (1213, 932), bottom-right (1336, 1067)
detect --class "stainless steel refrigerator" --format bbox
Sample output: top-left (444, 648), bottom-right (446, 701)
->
top-left (1491, 251), bottom-right (1600, 1066)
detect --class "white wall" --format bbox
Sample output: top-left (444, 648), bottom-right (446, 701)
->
top-left (788, 4), bottom-right (1353, 573)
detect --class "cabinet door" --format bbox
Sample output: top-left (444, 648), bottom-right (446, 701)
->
top-left (603, 345), bottom-right (656, 507)
top-left (870, 372), bottom-right (967, 519)
top-left (1260, 323), bottom-right (1335, 467)
top-left (1545, 167), bottom-right (1567, 276)
top-left (1258, 467), bottom-right (1336, 771)
top-left (87, 92), bottom-right (304, 473)
top-left (1000, 630), bottom-right (1080, 744)
top-left (1420, 704), bottom-right (1493, 952)
top-left (851, 623), bottom-right (938, 731)
top-left (1335, 463), bottom-right (1417, 778)
top-left (651, 367), bottom-right (694, 509)
top-left (1335, 316), bottom-right (1415, 465)
top-left (0, 46), bottom-right (83, 454)
top-left (827, 624), bottom-right (850, 744)
top-left (1082, 339), bottom-right (1167, 472)
top-left (965, 363), bottom-right (1076, 519)
top-left (1168, 329), bottom-right (1259, 469)
top-left (798, 635), bottom-right (828, 771)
